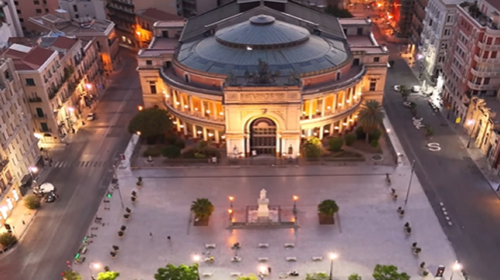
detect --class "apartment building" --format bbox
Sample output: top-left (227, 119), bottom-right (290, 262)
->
top-left (59, 0), bottom-right (107, 21)
top-left (442, 0), bottom-right (500, 121)
top-left (410, 0), bottom-right (428, 51)
top-left (418, 0), bottom-right (462, 85)
top-left (397, 0), bottom-right (414, 38)
top-left (2, 0), bottom-right (23, 38)
top-left (135, 8), bottom-right (184, 49)
top-left (28, 10), bottom-right (119, 72)
top-left (180, 0), bottom-right (232, 17)
top-left (0, 58), bottom-right (41, 227)
top-left (2, 36), bottom-right (102, 146)
top-left (13, 0), bottom-right (59, 33)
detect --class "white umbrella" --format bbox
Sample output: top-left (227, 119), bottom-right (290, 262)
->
top-left (39, 182), bottom-right (55, 193)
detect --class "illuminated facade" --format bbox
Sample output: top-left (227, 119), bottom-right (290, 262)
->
top-left (0, 58), bottom-right (41, 228)
top-left (137, 0), bottom-right (388, 157)
top-left (135, 8), bottom-right (185, 49)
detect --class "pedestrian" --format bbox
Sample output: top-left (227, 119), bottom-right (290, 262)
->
top-left (167, 236), bottom-right (171, 240)
top-left (149, 232), bottom-right (153, 238)
top-left (22, 220), bottom-right (25, 225)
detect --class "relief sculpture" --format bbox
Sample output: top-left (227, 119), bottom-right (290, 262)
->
top-left (241, 93), bottom-right (286, 102)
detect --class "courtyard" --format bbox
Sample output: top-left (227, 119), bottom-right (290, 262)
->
top-left (74, 164), bottom-right (459, 280)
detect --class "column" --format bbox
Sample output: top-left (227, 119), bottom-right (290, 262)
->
top-left (332, 94), bottom-right (337, 113)
top-left (245, 136), bottom-right (250, 156)
top-left (214, 130), bottom-right (220, 143)
top-left (200, 100), bottom-right (205, 117)
top-left (182, 123), bottom-right (188, 136)
top-left (329, 123), bottom-right (334, 136)
top-left (307, 129), bottom-right (312, 137)
top-left (189, 95), bottom-right (194, 114)
top-left (202, 127), bottom-right (208, 141)
top-left (179, 93), bottom-right (185, 111)
top-left (276, 136), bottom-right (281, 157)
top-left (175, 117), bottom-right (181, 132)
top-left (308, 100), bottom-right (313, 119)
top-left (192, 124), bottom-right (197, 138)
top-left (321, 97), bottom-right (326, 117)
top-left (319, 126), bottom-right (324, 140)
top-left (173, 91), bottom-right (179, 108)
top-left (341, 92), bottom-right (346, 110)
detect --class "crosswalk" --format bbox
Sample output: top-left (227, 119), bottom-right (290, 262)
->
top-left (51, 160), bottom-right (105, 168)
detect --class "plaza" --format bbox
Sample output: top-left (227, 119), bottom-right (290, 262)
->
top-left (75, 162), bottom-right (459, 279)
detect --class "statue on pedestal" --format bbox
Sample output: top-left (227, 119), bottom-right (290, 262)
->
top-left (257, 189), bottom-right (269, 218)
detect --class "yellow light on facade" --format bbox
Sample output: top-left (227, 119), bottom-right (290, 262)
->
top-left (197, 131), bottom-right (202, 134)
top-left (195, 108), bottom-right (198, 111)
top-left (173, 121), bottom-right (177, 124)
top-left (327, 106), bottom-right (331, 109)
top-left (206, 110), bottom-right (210, 113)
top-left (176, 102), bottom-right (180, 105)
top-left (208, 133), bottom-right (214, 137)
top-left (338, 103), bottom-right (342, 106)
top-left (325, 130), bottom-right (329, 133)
top-left (138, 106), bottom-right (143, 111)
top-left (180, 125), bottom-right (184, 128)
top-left (136, 31), bottom-right (141, 35)
top-left (301, 134), bottom-right (306, 138)
top-left (34, 133), bottom-right (42, 139)
top-left (221, 135), bottom-right (226, 139)
top-left (219, 112), bottom-right (224, 115)
top-left (343, 123), bottom-right (347, 126)
top-left (357, 92), bottom-right (362, 96)
top-left (184, 105), bottom-right (188, 108)
top-left (334, 126), bottom-right (339, 130)
top-left (346, 100), bottom-right (350, 103)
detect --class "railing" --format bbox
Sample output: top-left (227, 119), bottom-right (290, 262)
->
top-left (302, 66), bottom-right (366, 95)
top-left (33, 114), bottom-right (48, 119)
top-left (164, 99), bottom-right (225, 128)
top-left (467, 80), bottom-right (499, 91)
top-left (159, 68), bottom-right (222, 96)
top-left (477, 41), bottom-right (500, 51)
top-left (470, 67), bottom-right (499, 78)
top-left (474, 54), bottom-right (500, 64)
top-left (40, 128), bottom-right (52, 133)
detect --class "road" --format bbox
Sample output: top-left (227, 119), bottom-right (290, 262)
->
top-left (372, 25), bottom-right (500, 279)
top-left (0, 49), bottom-right (143, 280)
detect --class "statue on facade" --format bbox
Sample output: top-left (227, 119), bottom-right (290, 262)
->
top-left (287, 70), bottom-right (301, 86)
top-left (244, 59), bottom-right (280, 85)
top-left (226, 71), bottom-right (238, 86)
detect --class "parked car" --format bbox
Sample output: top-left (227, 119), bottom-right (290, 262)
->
top-left (44, 192), bottom-right (56, 203)
top-left (86, 113), bottom-right (96, 121)
top-left (393, 85), bottom-right (401, 92)
top-left (411, 85), bottom-right (421, 93)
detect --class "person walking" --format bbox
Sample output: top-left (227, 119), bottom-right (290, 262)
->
top-left (149, 232), bottom-right (153, 238)
top-left (167, 236), bottom-right (171, 240)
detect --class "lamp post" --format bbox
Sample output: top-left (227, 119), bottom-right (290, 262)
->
top-left (328, 252), bottom-right (338, 280)
top-left (229, 196), bottom-right (234, 208)
top-left (450, 261), bottom-right (462, 280)
top-left (193, 254), bottom-right (201, 280)
top-left (88, 261), bottom-right (101, 280)
top-left (404, 160), bottom-right (416, 207)
top-left (228, 208), bottom-right (233, 222)
top-left (466, 119), bottom-right (477, 148)
top-left (258, 265), bottom-right (267, 280)
top-left (292, 195), bottom-right (298, 217)
top-left (28, 166), bottom-right (38, 181)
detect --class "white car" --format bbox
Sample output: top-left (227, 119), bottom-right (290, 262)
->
top-left (393, 85), bottom-right (401, 92)
top-left (411, 85), bottom-right (421, 93)
top-left (86, 113), bottom-right (96, 121)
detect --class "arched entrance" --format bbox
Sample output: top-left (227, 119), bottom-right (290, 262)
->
top-left (250, 118), bottom-right (277, 155)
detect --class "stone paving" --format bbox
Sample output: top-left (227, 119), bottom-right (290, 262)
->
top-left (73, 161), bottom-right (460, 280)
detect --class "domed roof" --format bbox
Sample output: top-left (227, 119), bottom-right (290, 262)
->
top-left (215, 15), bottom-right (310, 49)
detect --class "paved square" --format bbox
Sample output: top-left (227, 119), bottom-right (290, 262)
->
top-left (75, 164), bottom-right (458, 280)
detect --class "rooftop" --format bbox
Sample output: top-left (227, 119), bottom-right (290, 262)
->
top-left (138, 38), bottom-right (177, 57)
top-left (136, 8), bottom-right (185, 22)
top-left (459, 2), bottom-right (500, 30)
top-left (29, 14), bottom-right (115, 37)
top-left (51, 36), bottom-right (79, 50)
top-left (3, 44), bottom-right (56, 71)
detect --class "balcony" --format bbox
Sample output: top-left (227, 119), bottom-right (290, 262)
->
top-left (164, 99), bottom-right (225, 130)
top-left (300, 97), bottom-right (363, 125)
top-left (477, 41), bottom-right (500, 51)
top-left (467, 80), bottom-right (499, 91)
top-left (159, 68), bottom-right (222, 96)
top-left (33, 113), bottom-right (48, 119)
top-left (470, 67), bottom-right (500, 78)
top-left (302, 66), bottom-right (366, 95)
top-left (474, 54), bottom-right (500, 64)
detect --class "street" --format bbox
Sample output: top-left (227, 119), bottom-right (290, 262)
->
top-left (373, 25), bottom-right (500, 280)
top-left (0, 49), bottom-right (142, 280)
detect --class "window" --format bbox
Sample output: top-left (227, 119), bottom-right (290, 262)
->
top-left (34, 0), bottom-right (39, 4)
top-left (484, 78), bottom-right (490, 85)
top-left (25, 78), bottom-right (35, 86)
top-left (162, 31), bottom-right (169, 38)
top-left (146, 60), bottom-right (152, 65)
top-left (40, 123), bottom-right (49, 132)
top-left (352, 58), bottom-right (360, 66)
top-left (14, 1), bottom-right (18, 5)
top-left (369, 78), bottom-right (377, 91)
top-left (16, 10), bottom-right (21, 14)
top-left (447, 15), bottom-right (452, 23)
top-left (36, 9), bottom-right (42, 14)
top-left (336, 72), bottom-right (341, 80)
top-left (444, 29), bottom-right (450, 36)
top-left (374, 57), bottom-right (380, 62)
top-left (357, 28), bottom-right (363, 35)
top-left (19, 18), bottom-right (24, 23)
top-left (75, 14), bottom-right (79, 18)
top-left (73, 5), bottom-right (78, 12)
top-left (45, 8), bottom-right (49, 13)
top-left (184, 74), bottom-right (189, 83)
top-left (492, 51), bottom-right (497, 59)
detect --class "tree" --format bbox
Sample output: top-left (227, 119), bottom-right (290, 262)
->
top-left (63, 270), bottom-right (82, 280)
top-left (328, 137), bottom-right (344, 152)
top-left (305, 272), bottom-right (329, 280)
top-left (317, 199), bottom-right (339, 216)
top-left (127, 108), bottom-right (173, 139)
top-left (372, 264), bottom-right (410, 280)
top-left (24, 194), bottom-right (41, 210)
top-left (236, 274), bottom-right (259, 280)
top-left (190, 198), bottom-right (214, 219)
top-left (358, 100), bottom-right (385, 143)
top-left (162, 145), bottom-right (181, 158)
top-left (97, 271), bottom-right (120, 280)
top-left (348, 274), bottom-right (362, 280)
top-left (304, 137), bottom-right (323, 158)
top-left (154, 263), bottom-right (198, 280)
top-left (0, 233), bottom-right (17, 247)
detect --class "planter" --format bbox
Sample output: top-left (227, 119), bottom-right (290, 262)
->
top-left (123, 214), bottom-right (130, 220)
top-left (120, 225), bottom-right (126, 231)
top-left (125, 207), bottom-right (132, 213)
top-left (112, 245), bottom-right (119, 252)
top-left (318, 213), bottom-right (335, 225)
top-left (110, 251), bottom-right (117, 258)
top-left (118, 231), bottom-right (124, 237)
top-left (405, 228), bottom-right (412, 235)
top-left (193, 216), bottom-right (209, 226)
top-left (131, 197), bottom-right (136, 202)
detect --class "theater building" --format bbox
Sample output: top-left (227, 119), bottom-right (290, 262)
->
top-left (137, 0), bottom-right (388, 158)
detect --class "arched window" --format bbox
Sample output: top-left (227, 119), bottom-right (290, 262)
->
top-left (184, 74), bottom-right (190, 83)
top-left (336, 72), bottom-right (341, 80)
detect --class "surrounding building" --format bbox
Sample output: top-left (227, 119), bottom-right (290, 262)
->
top-left (180, 0), bottom-right (232, 17)
top-left (137, 0), bottom-right (388, 157)
top-left (28, 10), bottom-right (119, 72)
top-left (13, 0), bottom-right (59, 33)
top-left (397, 0), bottom-right (414, 38)
top-left (2, 0), bottom-right (23, 38)
top-left (58, 0), bottom-right (107, 21)
top-left (0, 58), bottom-right (41, 228)
top-left (442, 0), bottom-right (500, 122)
top-left (409, 0), bottom-right (428, 52)
top-left (135, 8), bottom-right (184, 49)
top-left (2, 35), bottom-right (102, 146)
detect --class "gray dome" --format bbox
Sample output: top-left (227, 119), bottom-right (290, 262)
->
top-left (215, 15), bottom-right (310, 49)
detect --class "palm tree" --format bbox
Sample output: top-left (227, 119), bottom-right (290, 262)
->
top-left (190, 198), bottom-right (214, 219)
top-left (357, 100), bottom-right (385, 143)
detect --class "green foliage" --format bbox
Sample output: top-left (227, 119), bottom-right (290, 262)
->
top-left (355, 126), bottom-right (365, 140)
top-left (348, 274), bottom-right (362, 280)
top-left (236, 274), bottom-right (259, 280)
top-left (198, 141), bottom-right (208, 149)
top-left (143, 146), bottom-right (162, 157)
top-left (305, 272), bottom-right (329, 280)
top-left (372, 264), bottom-right (410, 280)
top-left (425, 126), bottom-right (434, 137)
top-left (358, 100), bottom-right (385, 142)
top-left (154, 263), bottom-right (198, 280)
top-left (191, 198), bottom-right (214, 219)
top-left (317, 199), bottom-right (339, 216)
top-left (344, 133), bottom-right (357, 146)
top-left (127, 108), bottom-right (173, 139)
top-left (324, 5), bottom-right (354, 18)
top-left (388, 60), bottom-right (395, 67)
top-left (165, 135), bottom-right (185, 149)
top-left (96, 271), bottom-right (120, 280)
top-left (63, 270), bottom-right (82, 280)
top-left (0, 232), bottom-right (17, 247)
top-left (369, 129), bottom-right (382, 141)
top-left (370, 139), bottom-right (379, 148)
top-left (182, 147), bottom-right (220, 159)
top-left (24, 194), bottom-right (41, 210)
top-left (328, 137), bottom-right (344, 152)
top-left (304, 137), bottom-right (323, 158)
top-left (161, 145), bottom-right (181, 158)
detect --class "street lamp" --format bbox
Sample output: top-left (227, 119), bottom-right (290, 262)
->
top-left (258, 265), bottom-right (267, 279)
top-left (28, 166), bottom-right (38, 181)
top-left (450, 261), bottom-right (462, 280)
top-left (404, 160), bottom-right (416, 207)
top-left (328, 252), bottom-right (338, 280)
top-left (192, 254), bottom-right (201, 280)
top-left (89, 261), bottom-right (101, 280)
top-left (229, 196), bottom-right (234, 208)
top-left (466, 119), bottom-right (476, 148)
top-left (138, 105), bottom-right (143, 111)
top-left (293, 195), bottom-right (298, 217)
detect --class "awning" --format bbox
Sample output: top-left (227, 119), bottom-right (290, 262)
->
top-left (39, 183), bottom-right (55, 193)
top-left (20, 174), bottom-right (32, 186)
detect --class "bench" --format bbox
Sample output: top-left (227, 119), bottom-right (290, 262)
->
top-left (258, 243), bottom-right (269, 248)
top-left (284, 243), bottom-right (295, 248)
top-left (286, 257), bottom-right (297, 262)
top-left (312, 256), bottom-right (323, 261)
top-left (205, 244), bottom-right (216, 249)
top-left (230, 272), bottom-right (242, 277)
top-left (231, 256), bottom-right (242, 262)
top-left (258, 257), bottom-right (269, 262)
top-left (202, 272), bottom-right (213, 277)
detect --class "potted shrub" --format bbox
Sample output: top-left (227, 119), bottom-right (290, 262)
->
top-left (317, 199), bottom-right (339, 225)
top-left (0, 232), bottom-right (17, 248)
top-left (123, 213), bottom-right (130, 220)
top-left (136, 177), bottom-right (143, 187)
top-left (24, 194), bottom-right (41, 210)
top-left (328, 137), bottom-right (344, 152)
top-left (344, 133), bottom-right (356, 146)
top-left (125, 207), bottom-right (132, 213)
top-left (348, 274), bottom-right (362, 280)
top-left (405, 227), bottom-right (412, 235)
top-left (422, 270), bottom-right (429, 276)
top-left (131, 196), bottom-right (136, 202)
top-left (120, 225), bottom-right (126, 231)
top-left (62, 269), bottom-right (82, 280)
top-left (110, 251), bottom-right (117, 258)
top-left (190, 198), bottom-right (214, 226)
top-left (419, 262), bottom-right (426, 270)
top-left (117, 231), bottom-right (124, 237)
top-left (112, 245), bottom-right (119, 252)
top-left (413, 247), bottom-right (421, 255)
